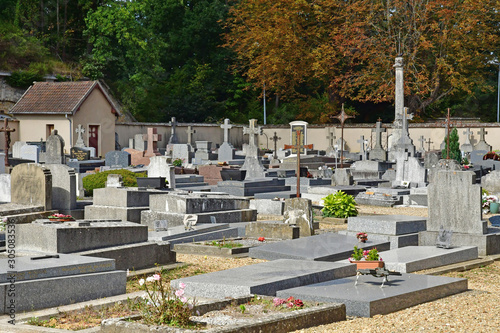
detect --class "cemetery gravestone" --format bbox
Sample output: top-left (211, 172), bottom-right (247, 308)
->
top-left (75, 124), bottom-right (86, 148)
top-left (143, 128), bottom-right (162, 157)
top-left (45, 164), bottom-right (77, 211)
top-left (369, 119), bottom-right (387, 161)
top-left (11, 163), bottom-right (52, 210)
top-left (45, 130), bottom-right (65, 164)
top-left (106, 174), bottom-right (123, 188)
top-left (241, 119), bottom-right (266, 179)
top-left (148, 155), bottom-right (176, 189)
top-left (70, 147), bottom-right (90, 161)
top-left (20, 144), bottom-right (39, 163)
top-left (218, 118), bottom-right (236, 161)
top-left (105, 150), bottom-right (131, 168)
top-left (283, 197), bottom-right (314, 236)
top-left (168, 117), bottom-right (179, 144)
top-left (289, 121), bottom-right (308, 154)
top-left (0, 153), bottom-right (4, 174)
top-left (134, 133), bottom-right (146, 151)
top-left (461, 128), bottom-right (474, 153)
top-left (12, 141), bottom-right (27, 158)
top-left (474, 128), bottom-right (492, 151)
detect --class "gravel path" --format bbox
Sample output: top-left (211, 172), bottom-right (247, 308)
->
top-left (176, 204), bottom-right (500, 332)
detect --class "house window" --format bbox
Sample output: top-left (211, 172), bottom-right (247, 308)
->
top-left (47, 124), bottom-right (54, 138)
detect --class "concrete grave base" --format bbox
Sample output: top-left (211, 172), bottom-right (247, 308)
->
top-left (347, 215), bottom-right (426, 235)
top-left (141, 209), bottom-right (257, 229)
top-left (419, 229), bottom-right (500, 256)
top-left (379, 246), bottom-right (478, 273)
top-left (171, 259), bottom-right (356, 299)
top-left (248, 233), bottom-right (390, 262)
top-left (277, 274), bottom-right (467, 317)
top-left (85, 205), bottom-right (149, 223)
top-left (245, 221), bottom-right (300, 240)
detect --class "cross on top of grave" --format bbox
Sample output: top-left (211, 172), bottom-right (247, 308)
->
top-left (372, 120), bottom-right (386, 149)
top-left (168, 117), bottom-right (178, 144)
top-left (186, 125), bottom-right (196, 145)
top-left (327, 127), bottom-right (336, 147)
top-left (75, 124), bottom-right (86, 147)
top-left (463, 128), bottom-right (471, 145)
top-left (284, 130), bottom-right (313, 198)
top-left (478, 128), bottom-right (487, 141)
top-left (221, 118), bottom-right (232, 143)
top-left (271, 132), bottom-right (281, 159)
top-left (357, 135), bottom-right (365, 154)
top-left (243, 119), bottom-right (261, 148)
top-left (426, 138), bottom-right (433, 152)
top-left (418, 135), bottom-right (426, 151)
top-left (0, 118), bottom-right (15, 167)
top-left (143, 128), bottom-right (162, 157)
top-left (330, 104), bottom-right (355, 167)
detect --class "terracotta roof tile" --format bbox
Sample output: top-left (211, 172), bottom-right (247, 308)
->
top-left (10, 81), bottom-right (99, 114)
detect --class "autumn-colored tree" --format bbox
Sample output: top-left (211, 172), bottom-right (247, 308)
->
top-left (225, 0), bottom-right (499, 118)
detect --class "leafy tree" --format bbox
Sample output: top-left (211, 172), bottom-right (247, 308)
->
top-left (442, 127), bottom-right (461, 163)
top-left (225, 0), bottom-right (500, 117)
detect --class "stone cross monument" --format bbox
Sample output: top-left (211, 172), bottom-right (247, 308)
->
top-left (75, 124), bottom-right (86, 148)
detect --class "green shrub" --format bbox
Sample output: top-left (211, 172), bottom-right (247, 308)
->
top-left (321, 191), bottom-right (358, 218)
top-left (82, 169), bottom-right (147, 196)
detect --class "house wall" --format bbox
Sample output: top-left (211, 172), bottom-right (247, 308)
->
top-left (73, 88), bottom-right (117, 156)
top-left (14, 115), bottom-right (71, 152)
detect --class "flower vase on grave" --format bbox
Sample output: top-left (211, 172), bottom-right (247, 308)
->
top-left (356, 232), bottom-right (368, 243)
top-left (351, 261), bottom-right (385, 270)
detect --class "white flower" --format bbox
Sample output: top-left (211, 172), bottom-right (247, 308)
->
top-left (146, 276), bottom-right (154, 282)
top-left (139, 279), bottom-right (145, 286)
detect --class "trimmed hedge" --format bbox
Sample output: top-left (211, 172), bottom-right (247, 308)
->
top-left (82, 169), bottom-right (147, 196)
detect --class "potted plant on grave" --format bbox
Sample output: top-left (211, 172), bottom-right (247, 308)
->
top-left (356, 232), bottom-right (368, 243)
top-left (348, 246), bottom-right (384, 270)
top-left (47, 213), bottom-right (75, 222)
top-left (482, 193), bottom-right (499, 214)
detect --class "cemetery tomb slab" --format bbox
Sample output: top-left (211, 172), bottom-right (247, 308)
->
top-left (148, 223), bottom-right (232, 241)
top-left (347, 215), bottom-right (426, 235)
top-left (418, 229), bottom-right (500, 256)
top-left (337, 230), bottom-right (419, 249)
top-left (16, 220), bottom-right (148, 253)
top-left (276, 273), bottom-right (467, 317)
top-left (379, 246), bottom-right (478, 273)
top-left (248, 233), bottom-right (390, 261)
top-left (170, 259), bottom-right (355, 299)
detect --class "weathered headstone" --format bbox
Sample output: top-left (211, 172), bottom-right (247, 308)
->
top-left (394, 151), bottom-right (427, 187)
top-left (369, 119), bottom-right (387, 161)
top-left (45, 130), bottom-right (65, 164)
top-left (357, 135), bottom-right (367, 160)
top-left (12, 141), bottom-right (27, 158)
top-left (194, 141), bottom-right (216, 163)
top-left (325, 127), bottom-right (336, 157)
top-left (45, 164), bottom-right (77, 210)
top-left (0, 173), bottom-right (10, 202)
top-left (474, 128), bottom-right (491, 151)
top-left (283, 198), bottom-right (314, 237)
top-left (241, 119), bottom-right (266, 179)
top-left (20, 144), bottom-right (39, 163)
top-left (106, 174), bottom-right (123, 188)
top-left (134, 133), bottom-right (146, 151)
top-left (218, 118), bottom-right (235, 161)
top-left (11, 163), bottom-right (52, 210)
top-left (389, 107), bottom-right (415, 161)
top-left (105, 150), bottom-right (131, 168)
top-left (332, 168), bottom-right (354, 186)
top-left (70, 147), bottom-right (90, 161)
top-left (460, 128), bottom-right (474, 153)
top-left (186, 125), bottom-right (196, 147)
top-left (74, 124), bottom-right (86, 148)
top-left (418, 135), bottom-right (426, 153)
top-left (148, 155), bottom-right (175, 189)
top-left (0, 153), bottom-right (4, 174)
top-left (171, 144), bottom-right (191, 165)
top-left (481, 170), bottom-right (500, 194)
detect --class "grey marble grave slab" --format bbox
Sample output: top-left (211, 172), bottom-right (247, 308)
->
top-left (148, 223), bottom-right (231, 241)
top-left (0, 254), bottom-right (115, 283)
top-left (277, 273), bottom-right (467, 317)
top-left (170, 259), bottom-right (355, 298)
top-left (379, 246), bottom-right (478, 273)
top-left (347, 215), bottom-right (427, 235)
top-left (337, 230), bottom-right (418, 249)
top-left (248, 233), bottom-right (390, 262)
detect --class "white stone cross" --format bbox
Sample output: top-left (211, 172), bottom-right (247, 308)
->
top-left (243, 119), bottom-right (261, 147)
top-left (75, 124), bottom-right (86, 147)
top-left (326, 127), bottom-right (335, 147)
top-left (220, 118), bottom-right (232, 143)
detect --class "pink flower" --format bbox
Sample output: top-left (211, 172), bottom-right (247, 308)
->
top-left (152, 274), bottom-right (161, 281)
top-left (363, 250), bottom-right (370, 256)
top-left (273, 297), bottom-right (285, 306)
top-left (179, 282), bottom-right (186, 289)
top-left (175, 289), bottom-right (185, 297)
top-left (181, 296), bottom-right (187, 303)
top-left (287, 302), bottom-right (294, 308)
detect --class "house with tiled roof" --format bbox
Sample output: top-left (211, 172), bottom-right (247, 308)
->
top-left (9, 80), bottom-right (120, 156)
